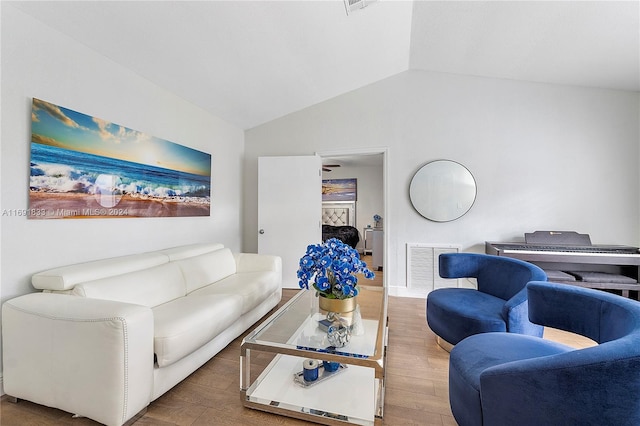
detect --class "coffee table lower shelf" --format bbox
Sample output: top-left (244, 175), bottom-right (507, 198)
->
top-left (243, 354), bottom-right (381, 425)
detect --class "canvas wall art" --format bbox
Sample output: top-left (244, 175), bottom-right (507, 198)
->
top-left (322, 178), bottom-right (357, 202)
top-left (29, 98), bottom-right (211, 219)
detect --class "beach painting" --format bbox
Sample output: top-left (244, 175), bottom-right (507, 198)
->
top-left (322, 178), bottom-right (357, 202)
top-left (29, 98), bottom-right (211, 219)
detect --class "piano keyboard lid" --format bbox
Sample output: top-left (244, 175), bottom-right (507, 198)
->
top-left (525, 231), bottom-right (592, 246)
top-left (495, 231), bottom-right (639, 254)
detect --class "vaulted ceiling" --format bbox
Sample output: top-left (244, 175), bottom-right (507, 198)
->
top-left (8, 1), bottom-right (639, 130)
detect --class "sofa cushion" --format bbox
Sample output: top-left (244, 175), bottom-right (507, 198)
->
top-left (176, 248), bottom-right (237, 293)
top-left (32, 252), bottom-right (169, 291)
top-left (234, 252), bottom-right (281, 274)
top-left (71, 263), bottom-right (186, 308)
top-left (157, 243), bottom-right (224, 261)
top-left (152, 294), bottom-right (243, 367)
top-left (187, 271), bottom-right (280, 315)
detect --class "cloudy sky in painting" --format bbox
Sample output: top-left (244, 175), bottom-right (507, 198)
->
top-left (31, 98), bottom-right (211, 176)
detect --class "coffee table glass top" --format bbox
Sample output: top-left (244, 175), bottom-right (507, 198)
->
top-left (244, 286), bottom-right (387, 360)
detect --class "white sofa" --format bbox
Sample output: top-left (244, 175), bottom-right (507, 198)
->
top-left (2, 243), bottom-right (282, 425)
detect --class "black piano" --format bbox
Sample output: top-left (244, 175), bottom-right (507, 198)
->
top-left (486, 231), bottom-right (640, 300)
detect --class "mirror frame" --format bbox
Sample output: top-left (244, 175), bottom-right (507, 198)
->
top-left (409, 160), bottom-right (477, 222)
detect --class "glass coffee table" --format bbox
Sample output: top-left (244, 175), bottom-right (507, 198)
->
top-left (241, 286), bottom-right (388, 425)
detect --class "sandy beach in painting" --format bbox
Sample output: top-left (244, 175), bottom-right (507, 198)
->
top-left (29, 192), bottom-right (209, 219)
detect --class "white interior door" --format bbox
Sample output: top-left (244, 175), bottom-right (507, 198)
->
top-left (258, 156), bottom-right (321, 288)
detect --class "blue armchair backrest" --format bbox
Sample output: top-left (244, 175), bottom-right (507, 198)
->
top-left (527, 281), bottom-right (640, 343)
top-left (439, 253), bottom-right (547, 301)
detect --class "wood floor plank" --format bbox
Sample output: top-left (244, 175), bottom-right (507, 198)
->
top-left (0, 284), bottom-right (593, 425)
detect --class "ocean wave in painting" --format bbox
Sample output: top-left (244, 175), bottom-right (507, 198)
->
top-left (30, 143), bottom-right (210, 203)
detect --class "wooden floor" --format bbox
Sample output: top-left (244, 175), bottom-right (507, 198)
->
top-left (0, 280), bottom-right (592, 426)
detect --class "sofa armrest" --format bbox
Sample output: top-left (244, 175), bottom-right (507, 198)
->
top-left (234, 253), bottom-right (282, 274)
top-left (2, 293), bottom-right (154, 426)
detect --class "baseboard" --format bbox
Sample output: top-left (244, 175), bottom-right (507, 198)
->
top-left (388, 286), bottom-right (427, 299)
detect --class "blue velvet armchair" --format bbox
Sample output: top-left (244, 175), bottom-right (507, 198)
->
top-left (426, 253), bottom-right (547, 349)
top-left (448, 281), bottom-right (640, 426)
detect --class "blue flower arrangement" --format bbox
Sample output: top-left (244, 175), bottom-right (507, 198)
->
top-left (297, 238), bottom-right (375, 300)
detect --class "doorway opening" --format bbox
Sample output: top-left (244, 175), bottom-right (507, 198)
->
top-left (317, 148), bottom-right (387, 288)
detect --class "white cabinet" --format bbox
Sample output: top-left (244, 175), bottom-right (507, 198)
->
top-left (372, 229), bottom-right (384, 271)
top-left (363, 228), bottom-right (373, 255)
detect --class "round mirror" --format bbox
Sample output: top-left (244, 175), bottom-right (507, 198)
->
top-left (409, 160), bottom-right (476, 222)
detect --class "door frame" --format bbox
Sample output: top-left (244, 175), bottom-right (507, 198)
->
top-left (316, 147), bottom-right (388, 288)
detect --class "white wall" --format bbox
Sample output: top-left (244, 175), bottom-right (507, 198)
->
top-left (322, 164), bottom-right (384, 253)
top-left (0, 5), bottom-right (244, 379)
top-left (245, 70), bottom-right (640, 297)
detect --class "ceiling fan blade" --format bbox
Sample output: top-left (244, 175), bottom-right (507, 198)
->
top-left (323, 164), bottom-right (341, 168)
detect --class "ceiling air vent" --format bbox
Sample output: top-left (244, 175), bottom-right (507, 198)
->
top-left (344, 0), bottom-right (375, 15)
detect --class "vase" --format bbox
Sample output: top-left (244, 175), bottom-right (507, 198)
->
top-left (318, 295), bottom-right (357, 314)
top-left (326, 318), bottom-right (351, 348)
top-left (318, 295), bottom-right (357, 348)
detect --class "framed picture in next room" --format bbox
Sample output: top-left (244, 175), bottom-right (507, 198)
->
top-left (322, 178), bottom-right (357, 202)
